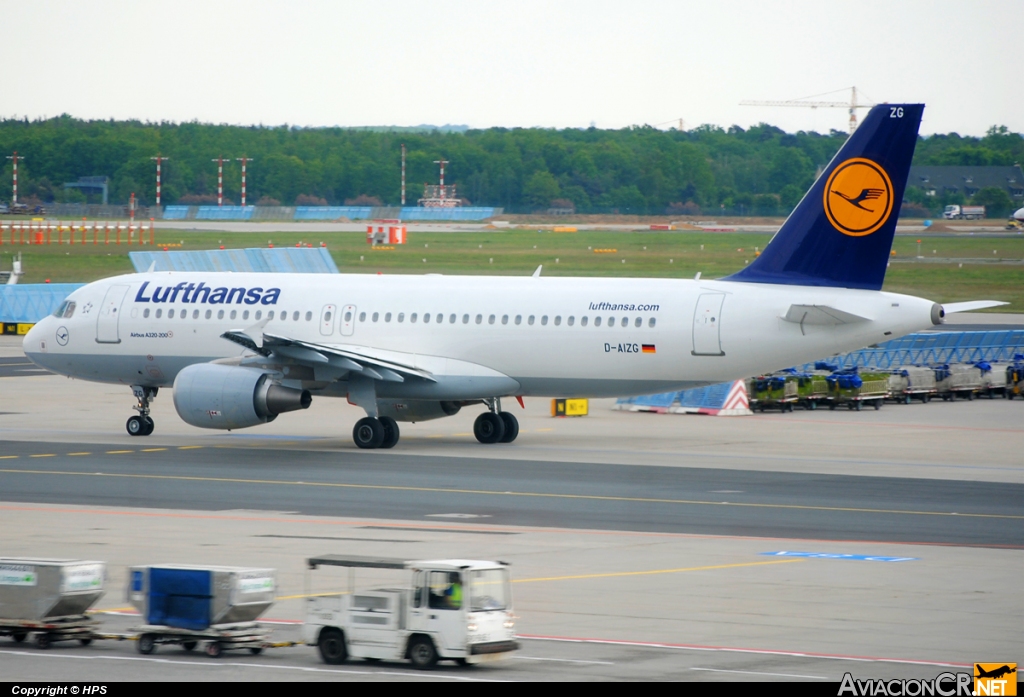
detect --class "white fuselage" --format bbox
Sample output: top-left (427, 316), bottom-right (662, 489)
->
top-left (24, 271), bottom-right (938, 399)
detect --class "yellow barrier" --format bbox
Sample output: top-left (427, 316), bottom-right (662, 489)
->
top-left (553, 226), bottom-right (577, 233)
top-left (593, 248), bottom-right (618, 253)
top-left (2, 323), bottom-right (34, 336)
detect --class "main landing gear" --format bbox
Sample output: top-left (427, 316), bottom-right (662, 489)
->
top-left (352, 416), bottom-right (400, 450)
top-left (127, 385), bottom-right (157, 437)
top-left (473, 399), bottom-right (519, 444)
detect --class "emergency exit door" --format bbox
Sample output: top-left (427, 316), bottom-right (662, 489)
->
top-left (340, 305), bottom-right (356, 337)
top-left (320, 304), bottom-right (337, 336)
top-left (692, 293), bottom-right (725, 356)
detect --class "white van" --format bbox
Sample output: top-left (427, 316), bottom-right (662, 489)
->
top-left (302, 555), bottom-right (518, 669)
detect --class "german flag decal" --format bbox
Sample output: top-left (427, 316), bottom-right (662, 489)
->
top-left (642, 344), bottom-right (656, 354)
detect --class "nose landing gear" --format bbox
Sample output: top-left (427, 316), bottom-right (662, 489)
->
top-left (127, 385), bottom-right (157, 436)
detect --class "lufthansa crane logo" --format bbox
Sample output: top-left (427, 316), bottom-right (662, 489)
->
top-left (823, 157), bottom-right (894, 237)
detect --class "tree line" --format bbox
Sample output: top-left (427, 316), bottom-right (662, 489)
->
top-left (1, 115), bottom-right (1020, 217)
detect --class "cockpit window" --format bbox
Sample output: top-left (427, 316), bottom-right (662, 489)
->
top-left (52, 301), bottom-right (76, 318)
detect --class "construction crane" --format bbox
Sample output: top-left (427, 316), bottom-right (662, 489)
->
top-left (740, 86), bottom-right (874, 134)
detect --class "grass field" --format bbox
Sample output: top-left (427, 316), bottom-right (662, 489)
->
top-left (2, 229), bottom-right (1021, 312)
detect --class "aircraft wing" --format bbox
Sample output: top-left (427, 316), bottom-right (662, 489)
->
top-left (782, 304), bottom-right (870, 326)
top-left (219, 330), bottom-right (436, 383)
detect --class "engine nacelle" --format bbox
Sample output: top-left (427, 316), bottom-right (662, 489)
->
top-left (376, 399), bottom-right (462, 423)
top-left (173, 364), bottom-right (311, 430)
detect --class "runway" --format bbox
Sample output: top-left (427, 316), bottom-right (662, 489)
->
top-left (0, 441), bottom-right (1020, 548)
top-left (0, 336), bottom-right (1021, 680)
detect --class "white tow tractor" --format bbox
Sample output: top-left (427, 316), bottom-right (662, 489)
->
top-left (302, 555), bottom-right (519, 669)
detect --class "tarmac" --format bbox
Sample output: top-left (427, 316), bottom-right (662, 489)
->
top-left (0, 331), bottom-right (1020, 682)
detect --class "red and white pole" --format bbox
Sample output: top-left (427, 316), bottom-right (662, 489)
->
top-left (434, 159), bottom-right (448, 200)
top-left (150, 156), bottom-right (168, 206)
top-left (6, 152), bottom-right (21, 204)
top-left (236, 157), bottom-right (252, 206)
top-left (213, 156), bottom-right (226, 206)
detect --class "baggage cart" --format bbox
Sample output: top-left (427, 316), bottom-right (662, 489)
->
top-left (128, 620), bottom-right (290, 658)
top-left (747, 375), bottom-right (799, 412)
top-left (976, 362), bottom-right (1008, 399)
top-left (0, 558), bottom-right (106, 648)
top-left (936, 364), bottom-right (983, 401)
top-left (826, 371), bottom-right (890, 410)
top-left (887, 366), bottom-right (937, 403)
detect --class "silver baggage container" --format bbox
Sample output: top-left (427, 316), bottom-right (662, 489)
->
top-left (127, 564), bottom-right (276, 630)
top-left (0, 558), bottom-right (106, 620)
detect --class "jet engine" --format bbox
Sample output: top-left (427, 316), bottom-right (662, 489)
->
top-left (173, 364), bottom-right (311, 430)
top-left (376, 399), bottom-right (462, 423)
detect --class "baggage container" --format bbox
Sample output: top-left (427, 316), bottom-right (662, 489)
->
top-left (826, 370), bottom-right (889, 410)
top-left (887, 366), bottom-right (938, 403)
top-left (127, 565), bottom-right (275, 631)
top-left (936, 364), bottom-right (983, 400)
top-left (747, 375), bottom-right (799, 412)
top-left (975, 362), bottom-right (1008, 398)
top-left (0, 558), bottom-right (105, 621)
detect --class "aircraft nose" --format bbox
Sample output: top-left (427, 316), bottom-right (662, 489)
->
top-left (23, 318), bottom-right (51, 366)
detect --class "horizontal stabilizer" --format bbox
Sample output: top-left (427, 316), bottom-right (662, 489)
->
top-left (942, 300), bottom-right (1009, 314)
top-left (783, 304), bottom-right (870, 326)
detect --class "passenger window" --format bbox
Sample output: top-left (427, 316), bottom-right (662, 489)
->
top-left (205, 310), bottom-right (212, 319)
top-left (436, 314), bottom-right (443, 323)
top-left (449, 314), bottom-right (456, 324)
top-left (541, 315), bottom-right (548, 326)
top-left (156, 309), bottom-right (163, 319)
top-left (344, 311), bottom-right (352, 322)
top-left (595, 316), bottom-right (602, 327)
top-left (168, 309), bottom-right (175, 319)
top-left (294, 311), bottom-right (300, 321)
top-left (423, 313), bottom-right (430, 323)
top-left (528, 315), bottom-right (535, 325)
top-left (230, 310), bottom-right (237, 320)
top-left (476, 314), bottom-right (482, 324)
top-left (243, 310), bottom-right (250, 320)
top-left (305, 311), bottom-right (313, 321)
top-left (324, 311), bottom-right (331, 322)
top-left (267, 311), bottom-right (274, 320)
top-left (372, 312), bottom-right (379, 322)
top-left (428, 570), bottom-right (462, 611)
top-left (488, 315), bottom-right (495, 325)
top-left (359, 312), bottom-right (366, 322)
top-left (143, 308), bottom-right (150, 318)
top-left (462, 314), bottom-right (469, 324)
top-left (193, 309), bottom-right (199, 319)
top-left (398, 313), bottom-right (405, 323)
top-left (621, 317), bottom-right (628, 327)
top-left (607, 317), bottom-right (614, 327)
top-left (255, 310), bottom-right (262, 320)
top-left (515, 315), bottom-right (522, 325)
top-left (581, 316), bottom-right (588, 326)
top-left (385, 312), bottom-right (392, 322)
top-left (554, 316), bottom-right (561, 326)
top-left (410, 313), bottom-right (417, 323)
top-left (219, 310), bottom-right (225, 320)
top-left (649, 317), bottom-right (656, 328)
top-left (567, 316), bottom-right (575, 326)
top-left (501, 315), bottom-right (508, 325)
top-left (635, 317), bottom-right (642, 327)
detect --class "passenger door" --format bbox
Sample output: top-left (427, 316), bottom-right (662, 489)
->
top-left (96, 284), bottom-right (131, 344)
top-left (692, 293), bottom-right (725, 356)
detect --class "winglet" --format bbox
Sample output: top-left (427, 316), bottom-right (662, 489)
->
top-left (532, 265), bottom-right (542, 278)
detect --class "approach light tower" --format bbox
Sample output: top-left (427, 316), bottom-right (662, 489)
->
top-left (150, 156), bottom-right (169, 206)
top-left (212, 156), bottom-right (229, 206)
top-left (6, 152), bottom-right (22, 204)
top-left (236, 157), bottom-right (253, 206)
top-left (418, 159), bottom-right (459, 208)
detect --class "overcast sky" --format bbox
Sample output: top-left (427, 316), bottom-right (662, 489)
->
top-left (2, 0), bottom-right (1015, 136)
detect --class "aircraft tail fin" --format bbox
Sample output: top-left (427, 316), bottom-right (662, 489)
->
top-left (725, 103), bottom-right (923, 290)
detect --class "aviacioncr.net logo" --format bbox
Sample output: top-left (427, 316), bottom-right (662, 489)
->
top-left (823, 157), bottom-right (894, 237)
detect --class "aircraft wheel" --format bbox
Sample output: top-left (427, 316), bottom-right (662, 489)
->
top-left (474, 412), bottom-right (505, 444)
top-left (498, 412), bottom-right (519, 443)
top-left (379, 416), bottom-right (400, 449)
top-left (126, 415), bottom-right (145, 436)
top-left (142, 416), bottom-right (155, 435)
top-left (353, 417), bottom-right (385, 449)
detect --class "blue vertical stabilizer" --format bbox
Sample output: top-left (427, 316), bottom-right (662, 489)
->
top-left (725, 104), bottom-right (923, 290)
